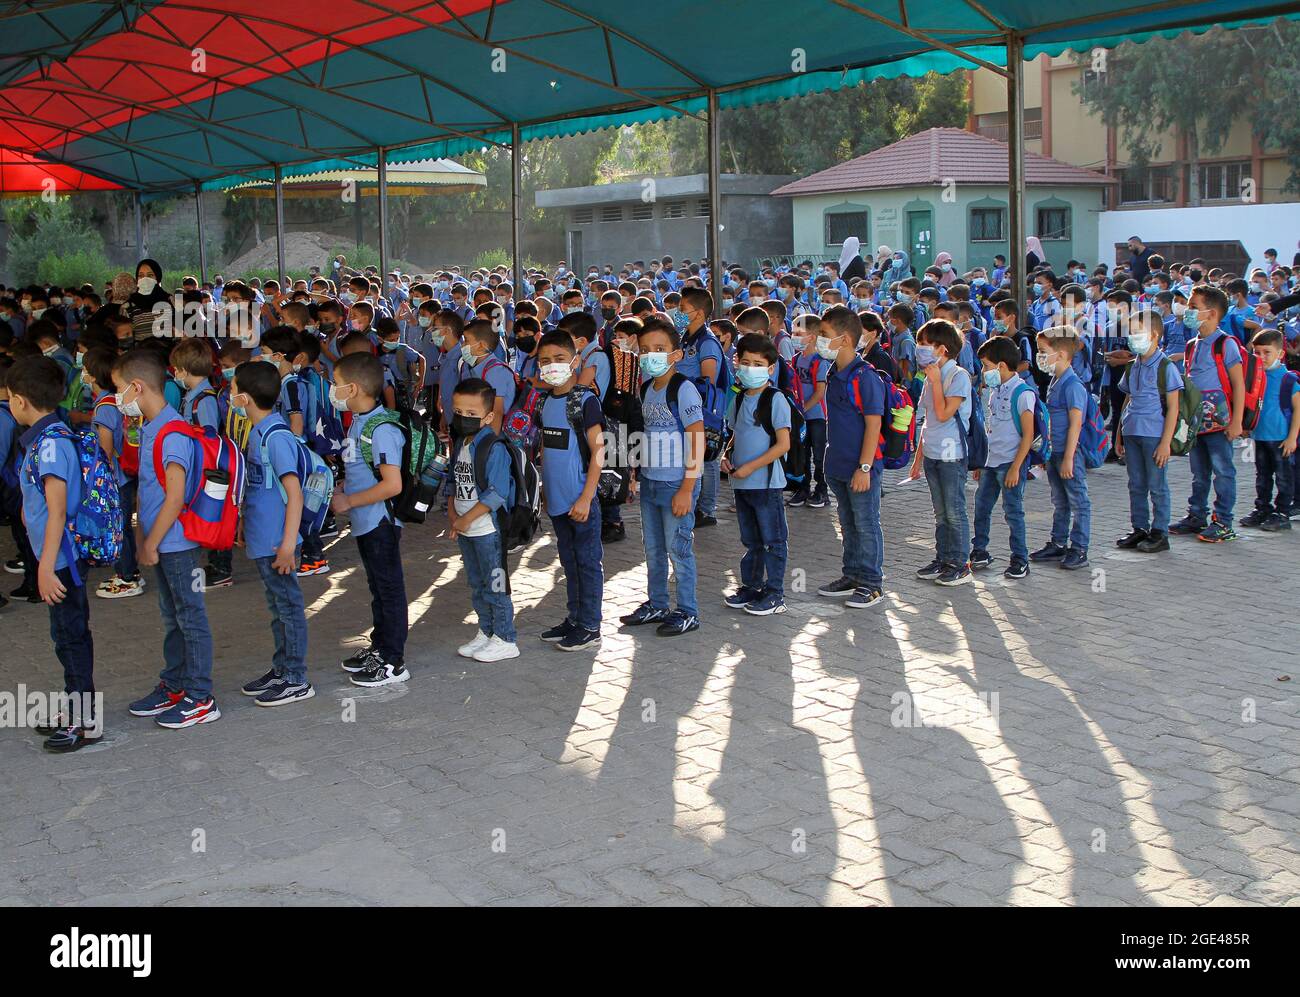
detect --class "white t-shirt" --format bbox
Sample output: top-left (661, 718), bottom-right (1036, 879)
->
top-left (453, 447), bottom-right (495, 537)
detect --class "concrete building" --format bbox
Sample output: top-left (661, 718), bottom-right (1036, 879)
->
top-left (966, 54), bottom-right (1299, 272)
top-left (772, 128), bottom-right (1113, 275)
top-left (535, 173), bottom-right (793, 274)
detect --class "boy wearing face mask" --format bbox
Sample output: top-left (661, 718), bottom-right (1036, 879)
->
top-left (788, 315), bottom-right (829, 509)
top-left (722, 334), bottom-right (791, 616)
top-left (114, 350), bottom-right (221, 729)
top-left (512, 315), bottom-right (543, 384)
top-left (226, 361), bottom-right (314, 706)
top-left (376, 316), bottom-right (426, 413)
top-left (446, 379), bottom-right (519, 663)
top-left (1114, 310), bottom-right (1182, 553)
top-left (536, 331), bottom-right (607, 651)
top-left (433, 312), bottom-right (466, 436)
top-left (1241, 331), bottom-right (1299, 532)
top-left (457, 320), bottom-right (517, 425)
top-left (1031, 328), bottom-right (1091, 569)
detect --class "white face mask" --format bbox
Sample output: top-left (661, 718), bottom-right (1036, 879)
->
top-left (539, 361), bottom-right (573, 386)
top-left (116, 388), bottom-right (142, 418)
top-left (1127, 333), bottom-right (1152, 355)
top-left (136, 276), bottom-right (157, 294)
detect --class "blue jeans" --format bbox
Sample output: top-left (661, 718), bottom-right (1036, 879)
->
top-left (924, 457), bottom-right (970, 565)
top-left (1124, 435), bottom-right (1171, 532)
top-left (49, 562), bottom-right (94, 713)
top-left (734, 487), bottom-right (788, 595)
top-left (253, 553), bottom-right (309, 683)
top-left (355, 520), bottom-right (408, 660)
top-left (1254, 440), bottom-right (1294, 516)
top-left (1187, 430), bottom-right (1235, 525)
top-left (457, 531), bottom-right (516, 642)
top-left (1045, 449), bottom-right (1091, 551)
top-left (116, 477), bottom-right (139, 578)
top-left (640, 476), bottom-right (700, 617)
top-left (972, 462), bottom-right (1027, 561)
top-left (697, 458), bottom-right (720, 516)
top-left (826, 471), bottom-right (884, 588)
top-left (550, 504), bottom-right (603, 631)
top-left (155, 547), bottom-right (215, 700)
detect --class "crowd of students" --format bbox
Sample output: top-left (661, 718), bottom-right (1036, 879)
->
top-left (2, 238), bottom-right (1297, 753)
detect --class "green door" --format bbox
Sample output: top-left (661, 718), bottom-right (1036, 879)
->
top-left (907, 209), bottom-right (933, 273)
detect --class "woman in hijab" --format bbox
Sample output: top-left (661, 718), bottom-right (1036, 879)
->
top-left (838, 237), bottom-right (866, 284)
top-left (934, 251), bottom-right (957, 288)
top-left (882, 249), bottom-right (911, 288)
top-left (128, 257), bottom-right (171, 343)
top-left (1025, 236), bottom-right (1045, 273)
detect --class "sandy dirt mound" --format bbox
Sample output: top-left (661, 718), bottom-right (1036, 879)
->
top-left (225, 230), bottom-right (340, 273)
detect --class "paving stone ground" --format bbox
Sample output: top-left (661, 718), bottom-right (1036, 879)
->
top-left (1, 456), bottom-right (1297, 906)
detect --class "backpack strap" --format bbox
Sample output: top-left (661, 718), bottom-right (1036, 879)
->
top-left (258, 421), bottom-right (306, 504)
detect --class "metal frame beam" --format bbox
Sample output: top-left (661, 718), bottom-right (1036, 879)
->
top-left (706, 89), bottom-right (723, 317)
top-left (1005, 33), bottom-right (1026, 322)
top-left (511, 122), bottom-right (523, 304)
top-left (274, 163), bottom-right (286, 284)
top-left (194, 181), bottom-right (207, 284)
top-left (831, 0), bottom-right (1010, 76)
top-left (377, 146), bottom-right (389, 282)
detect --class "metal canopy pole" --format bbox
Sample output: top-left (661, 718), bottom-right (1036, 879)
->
top-left (1006, 33), bottom-right (1026, 322)
top-left (706, 88), bottom-right (723, 316)
top-left (273, 164), bottom-right (287, 285)
top-left (511, 122), bottom-right (523, 301)
top-left (133, 192), bottom-right (143, 256)
top-left (194, 183), bottom-right (208, 285)
top-left (377, 146), bottom-right (389, 282)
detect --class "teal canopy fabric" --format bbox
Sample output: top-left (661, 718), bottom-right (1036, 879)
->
top-left (0, 1), bottom-right (1291, 193)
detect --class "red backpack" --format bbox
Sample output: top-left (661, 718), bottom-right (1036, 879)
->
top-left (152, 421), bottom-right (246, 549)
top-left (1185, 334), bottom-right (1266, 432)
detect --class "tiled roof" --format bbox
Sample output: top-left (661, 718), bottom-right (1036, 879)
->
top-left (771, 127), bottom-right (1115, 196)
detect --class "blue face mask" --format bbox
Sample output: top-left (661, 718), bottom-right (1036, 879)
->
top-left (639, 352), bottom-right (670, 378)
top-left (672, 309), bottom-right (690, 333)
top-left (915, 344), bottom-right (937, 367)
top-left (982, 368), bottom-right (1002, 389)
top-left (232, 404), bottom-right (248, 420)
top-left (992, 319), bottom-right (1008, 333)
top-left (460, 344), bottom-right (477, 365)
top-left (777, 287), bottom-right (791, 300)
top-left (1183, 309), bottom-right (1202, 331)
top-left (736, 365), bottom-right (770, 389)
top-left (222, 367), bottom-right (236, 381)
top-left (1144, 284), bottom-right (1159, 295)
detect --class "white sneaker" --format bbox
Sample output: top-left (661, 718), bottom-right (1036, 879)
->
top-left (96, 576), bottom-right (145, 599)
top-left (457, 631), bottom-right (492, 658)
top-left (473, 636), bottom-right (520, 662)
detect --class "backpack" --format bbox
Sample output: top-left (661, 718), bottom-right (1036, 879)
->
top-left (640, 371), bottom-right (729, 463)
top-left (1280, 370), bottom-right (1300, 425)
top-left (471, 433), bottom-right (540, 556)
top-left (1009, 381), bottom-right (1052, 466)
top-left (566, 384), bottom-right (628, 504)
top-left (358, 407), bottom-right (449, 524)
top-left (1185, 334), bottom-right (1266, 433)
top-left (0, 400), bottom-right (19, 495)
top-left (750, 386), bottom-right (807, 487)
top-left (503, 386), bottom-right (545, 462)
top-left (1078, 392), bottom-right (1110, 469)
top-left (304, 369), bottom-right (345, 457)
top-left (185, 385), bottom-right (225, 431)
top-left (259, 422), bottom-right (335, 539)
top-left (942, 365), bottom-right (987, 469)
top-left (23, 423), bottom-right (123, 580)
top-left (153, 421), bottom-right (246, 550)
top-left (873, 365), bottom-right (917, 470)
top-left (95, 395), bottom-right (142, 477)
top-left (1128, 357), bottom-right (1201, 457)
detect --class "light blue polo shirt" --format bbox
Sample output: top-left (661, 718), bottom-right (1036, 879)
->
top-left (1120, 350), bottom-right (1183, 439)
top-left (640, 377), bottom-right (703, 484)
top-left (243, 413), bottom-right (302, 559)
top-left (730, 389), bottom-right (790, 490)
top-left (919, 360), bottom-right (972, 461)
top-left (984, 376), bottom-right (1037, 468)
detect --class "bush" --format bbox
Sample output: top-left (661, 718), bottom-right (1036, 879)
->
top-left (4, 197), bottom-right (109, 286)
top-left (36, 248), bottom-right (117, 290)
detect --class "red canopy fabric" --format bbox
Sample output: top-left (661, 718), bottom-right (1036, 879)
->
top-left (0, 147), bottom-right (121, 196)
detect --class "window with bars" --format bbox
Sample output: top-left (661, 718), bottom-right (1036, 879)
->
top-left (824, 210), bottom-right (867, 246)
top-left (1199, 161), bottom-right (1251, 202)
top-left (572, 207), bottom-right (593, 224)
top-left (696, 200), bottom-right (711, 218)
top-left (631, 202), bottom-right (653, 221)
top-left (969, 207), bottom-right (1005, 242)
top-left (599, 205), bottom-right (623, 222)
top-left (1037, 206), bottom-right (1071, 241)
top-left (663, 201), bottom-right (686, 219)
top-left (1119, 166), bottom-right (1174, 204)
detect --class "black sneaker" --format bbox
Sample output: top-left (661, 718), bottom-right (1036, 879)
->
top-left (601, 521), bottom-right (626, 544)
top-left (241, 669), bottom-right (285, 696)
top-left (1004, 558), bottom-right (1029, 579)
top-left (1029, 542), bottom-right (1066, 562)
top-left (557, 627), bottom-right (601, 651)
top-left (1060, 548), bottom-right (1089, 570)
top-left (10, 581), bottom-right (40, 602)
top-left (1115, 529), bottom-right (1149, 549)
top-left (655, 612), bottom-right (700, 637)
top-left (318, 516), bottom-right (340, 539)
top-left (724, 585), bottom-right (764, 609)
top-left (1239, 509), bottom-right (1269, 528)
top-left (1168, 515), bottom-right (1207, 536)
top-left (350, 658), bottom-right (409, 687)
top-left (807, 492), bottom-right (829, 509)
top-left (1197, 519), bottom-right (1237, 544)
top-left (619, 602), bottom-right (668, 627)
top-left (844, 586), bottom-right (883, 609)
top-left (816, 575), bottom-right (858, 597)
top-left (541, 620), bottom-right (576, 643)
top-left (43, 725), bottom-right (100, 753)
top-left (340, 645), bottom-right (380, 673)
top-left (785, 491), bottom-right (808, 508)
top-left (968, 549), bottom-right (994, 570)
top-left (1136, 531), bottom-right (1170, 552)
top-left (3, 557), bottom-right (25, 574)
top-left (694, 512), bottom-right (718, 528)
top-left (936, 563), bottom-right (972, 586)
top-left (203, 565), bottom-right (233, 589)
top-left (915, 559), bottom-right (945, 579)
top-left (1260, 512), bottom-right (1293, 532)
top-left (255, 682), bottom-right (315, 707)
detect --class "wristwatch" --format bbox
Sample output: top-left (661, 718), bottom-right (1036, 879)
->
top-left (858, 463), bottom-right (872, 473)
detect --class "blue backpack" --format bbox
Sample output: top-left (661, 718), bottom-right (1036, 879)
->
top-left (1009, 382), bottom-right (1052, 466)
top-left (23, 423), bottom-right (123, 584)
top-left (1078, 392), bottom-right (1111, 469)
top-left (259, 422), bottom-right (335, 539)
top-left (943, 366), bottom-right (987, 468)
top-left (305, 369), bottom-right (345, 457)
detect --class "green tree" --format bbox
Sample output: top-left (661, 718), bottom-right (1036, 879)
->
top-left (4, 196), bottom-right (112, 286)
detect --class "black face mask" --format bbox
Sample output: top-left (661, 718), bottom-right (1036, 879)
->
top-left (452, 415), bottom-right (482, 438)
top-left (515, 335), bottom-right (536, 355)
top-left (1190, 270), bottom-right (1203, 282)
top-left (601, 307), bottom-right (617, 321)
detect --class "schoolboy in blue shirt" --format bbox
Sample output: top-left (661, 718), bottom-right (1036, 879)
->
top-left (971, 336), bottom-right (1036, 579)
top-left (1031, 327), bottom-right (1091, 569)
top-left (115, 350), bottom-right (220, 729)
top-left (619, 315), bottom-right (703, 636)
top-left (908, 318), bottom-right (974, 585)
top-left (331, 352), bottom-right (411, 687)
top-left (1115, 310), bottom-right (1183, 553)
top-left (458, 319), bottom-right (517, 424)
top-left (790, 314), bottom-right (829, 508)
top-left (724, 334), bottom-right (791, 616)
top-left (675, 287), bottom-right (726, 525)
top-left (228, 361), bottom-right (315, 706)
top-left (535, 330), bottom-right (606, 651)
top-left (1240, 330), bottom-right (1299, 531)
top-left (376, 315), bottom-right (425, 412)
top-left (817, 306), bottom-right (886, 608)
top-left (83, 348), bottom-right (144, 600)
top-left (447, 378), bottom-right (519, 663)
top-left (10, 356), bottom-right (97, 752)
top-left (1169, 286), bottom-right (1245, 543)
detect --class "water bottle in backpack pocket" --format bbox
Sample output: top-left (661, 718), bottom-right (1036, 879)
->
top-left (154, 422), bottom-right (246, 550)
top-left (358, 408), bottom-right (448, 524)
top-left (259, 423), bottom-right (335, 539)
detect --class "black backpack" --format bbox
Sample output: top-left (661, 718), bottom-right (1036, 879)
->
top-left (749, 386), bottom-right (808, 489)
top-left (471, 432), bottom-right (541, 556)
